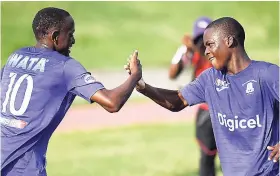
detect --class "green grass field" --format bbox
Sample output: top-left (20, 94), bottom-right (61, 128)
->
top-left (1, 1), bottom-right (279, 68)
top-left (48, 122), bottom-right (222, 176)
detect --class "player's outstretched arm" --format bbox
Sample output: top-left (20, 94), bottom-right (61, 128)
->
top-left (136, 82), bottom-right (187, 112)
top-left (124, 55), bottom-right (188, 112)
top-left (90, 51), bottom-right (142, 113)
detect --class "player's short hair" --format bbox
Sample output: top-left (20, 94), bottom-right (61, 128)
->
top-left (32, 7), bottom-right (70, 40)
top-left (206, 17), bottom-right (245, 47)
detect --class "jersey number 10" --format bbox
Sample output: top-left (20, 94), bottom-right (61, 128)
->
top-left (2, 72), bottom-right (33, 115)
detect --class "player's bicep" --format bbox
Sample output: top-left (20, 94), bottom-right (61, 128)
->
top-left (90, 89), bottom-right (114, 107)
top-left (179, 70), bottom-right (209, 106)
top-left (64, 58), bottom-right (106, 102)
top-left (70, 82), bottom-right (105, 103)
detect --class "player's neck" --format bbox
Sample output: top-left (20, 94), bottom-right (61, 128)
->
top-left (226, 49), bottom-right (251, 75)
top-left (35, 41), bottom-right (53, 50)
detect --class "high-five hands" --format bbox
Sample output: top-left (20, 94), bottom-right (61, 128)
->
top-left (124, 50), bottom-right (145, 90)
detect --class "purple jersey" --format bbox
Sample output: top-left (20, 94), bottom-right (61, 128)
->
top-left (1, 47), bottom-right (104, 175)
top-left (180, 60), bottom-right (279, 176)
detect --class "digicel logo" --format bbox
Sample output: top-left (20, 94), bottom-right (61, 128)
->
top-left (217, 113), bottom-right (262, 132)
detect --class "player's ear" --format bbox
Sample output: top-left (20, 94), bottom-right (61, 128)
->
top-left (226, 36), bottom-right (237, 48)
top-left (51, 30), bottom-right (60, 45)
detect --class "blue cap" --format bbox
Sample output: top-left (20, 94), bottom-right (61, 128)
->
top-left (193, 17), bottom-right (212, 40)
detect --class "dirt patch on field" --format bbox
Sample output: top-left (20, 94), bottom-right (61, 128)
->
top-left (56, 101), bottom-right (198, 133)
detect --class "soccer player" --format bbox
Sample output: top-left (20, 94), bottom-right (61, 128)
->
top-left (125, 17), bottom-right (279, 175)
top-left (169, 17), bottom-right (217, 176)
top-left (1, 7), bottom-right (142, 176)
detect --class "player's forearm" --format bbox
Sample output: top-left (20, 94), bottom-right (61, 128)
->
top-left (137, 83), bottom-right (185, 112)
top-left (109, 74), bottom-right (139, 112)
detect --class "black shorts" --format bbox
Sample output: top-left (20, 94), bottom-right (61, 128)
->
top-left (195, 108), bottom-right (217, 156)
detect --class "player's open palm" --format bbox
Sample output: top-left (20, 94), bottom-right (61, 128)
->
top-left (267, 143), bottom-right (279, 163)
top-left (124, 50), bottom-right (145, 89)
top-left (125, 50), bottom-right (142, 80)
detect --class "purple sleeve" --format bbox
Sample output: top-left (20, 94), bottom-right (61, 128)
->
top-left (179, 69), bottom-right (209, 106)
top-left (263, 64), bottom-right (279, 101)
top-left (63, 58), bottom-right (105, 103)
top-left (0, 66), bottom-right (4, 80)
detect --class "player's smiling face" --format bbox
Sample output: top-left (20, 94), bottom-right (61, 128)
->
top-left (54, 16), bottom-right (75, 56)
top-left (203, 27), bottom-right (230, 71)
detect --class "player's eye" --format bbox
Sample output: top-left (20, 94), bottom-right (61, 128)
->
top-left (209, 43), bottom-right (214, 48)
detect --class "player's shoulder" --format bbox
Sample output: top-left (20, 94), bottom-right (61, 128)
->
top-left (252, 60), bottom-right (278, 69)
top-left (7, 47), bottom-right (30, 57)
top-left (63, 56), bottom-right (84, 69)
top-left (251, 60), bottom-right (279, 76)
top-left (62, 56), bottom-right (87, 77)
